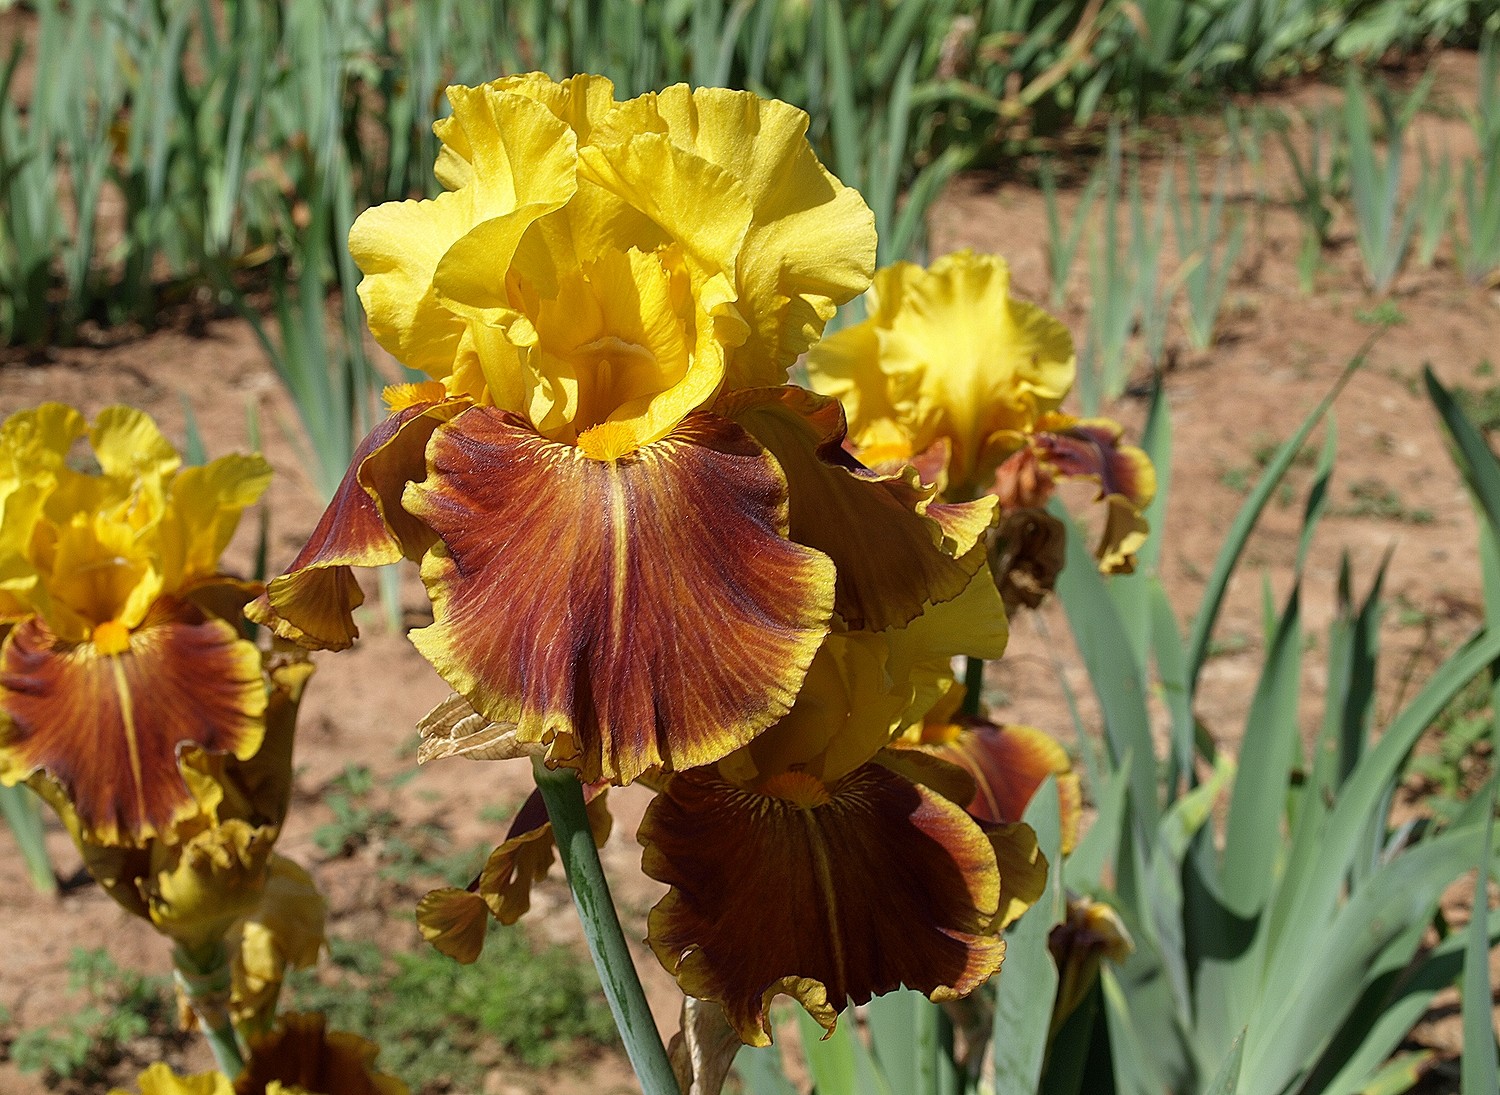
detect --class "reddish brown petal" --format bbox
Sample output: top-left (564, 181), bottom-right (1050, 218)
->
top-left (723, 387), bottom-right (995, 631)
top-left (406, 407), bottom-right (835, 785)
top-left (237, 1012), bottom-right (406, 1095)
top-left (930, 721), bottom-right (1082, 855)
top-left (0, 600), bottom-right (265, 845)
top-left (640, 763), bottom-right (1005, 1046)
top-left (248, 400), bottom-right (464, 651)
top-left (1033, 419), bottom-right (1155, 510)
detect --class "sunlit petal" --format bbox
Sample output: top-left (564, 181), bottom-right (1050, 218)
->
top-left (807, 251), bottom-right (1074, 495)
top-left (608, 86), bottom-right (876, 383)
top-left (248, 398), bottom-right (464, 651)
top-left (0, 599), bottom-right (265, 844)
top-left (406, 407), bottom-right (834, 784)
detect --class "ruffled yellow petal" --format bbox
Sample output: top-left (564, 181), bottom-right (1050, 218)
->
top-left (230, 854), bottom-right (327, 1031)
top-left (579, 130), bottom-right (752, 286)
top-left (351, 92), bottom-right (578, 380)
top-left (158, 453), bottom-right (273, 590)
top-left (807, 251), bottom-right (1075, 495)
top-left (607, 85), bottom-right (876, 384)
top-left (90, 405), bottom-right (182, 481)
top-left (718, 566), bottom-right (1008, 791)
top-left (437, 72), bottom-right (620, 188)
top-left (0, 404), bottom-right (86, 619)
top-left (452, 242), bottom-right (734, 449)
top-left (147, 816), bottom-right (276, 951)
top-left (43, 509), bottom-right (163, 636)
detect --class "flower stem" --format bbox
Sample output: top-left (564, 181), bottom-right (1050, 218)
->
top-left (172, 942), bottom-right (245, 1077)
top-left (962, 656), bottom-right (985, 717)
top-left (532, 759), bottom-right (679, 1095)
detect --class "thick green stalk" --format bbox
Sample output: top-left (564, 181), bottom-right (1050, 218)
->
top-left (962, 656), bottom-right (985, 717)
top-left (172, 942), bottom-right (245, 1077)
top-left (532, 759), bottom-right (679, 1094)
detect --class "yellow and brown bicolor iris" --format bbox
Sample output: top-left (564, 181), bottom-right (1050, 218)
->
top-left (0, 404), bottom-right (272, 846)
top-left (806, 249), bottom-right (1157, 580)
top-left (0, 404), bottom-right (324, 1026)
top-left (248, 74), bottom-right (996, 788)
top-left (638, 573), bottom-right (1046, 1046)
top-left (251, 74), bottom-right (1045, 1042)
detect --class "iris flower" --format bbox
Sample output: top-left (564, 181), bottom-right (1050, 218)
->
top-left (638, 571), bottom-right (1046, 1044)
top-left (0, 404), bottom-right (324, 1048)
top-left (0, 404), bottom-right (273, 845)
top-left (251, 73), bottom-right (1045, 1045)
top-left (806, 249), bottom-right (1156, 575)
top-left (251, 75), bottom-right (997, 787)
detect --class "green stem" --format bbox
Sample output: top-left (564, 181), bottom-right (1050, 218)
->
top-left (962, 656), bottom-right (985, 717)
top-left (532, 759), bottom-right (679, 1095)
top-left (172, 942), bottom-right (245, 1077)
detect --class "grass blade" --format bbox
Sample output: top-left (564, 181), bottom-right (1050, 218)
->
top-left (0, 783), bottom-right (55, 894)
top-left (1054, 501), bottom-right (1158, 841)
top-left (1462, 788), bottom-right (1499, 1093)
top-left (992, 777), bottom-right (1063, 1092)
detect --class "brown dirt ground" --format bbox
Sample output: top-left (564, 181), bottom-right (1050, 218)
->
top-left (2, 47), bottom-right (1499, 1095)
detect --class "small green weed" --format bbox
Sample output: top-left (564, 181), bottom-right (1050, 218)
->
top-left (1336, 478), bottom-right (1434, 523)
top-left (1405, 673), bottom-right (1494, 824)
top-left (287, 929), bottom-right (619, 1090)
top-left (313, 764), bottom-right (400, 858)
top-left (1219, 465), bottom-right (1254, 495)
top-left (1354, 300), bottom-right (1407, 327)
top-left (1205, 631), bottom-right (1252, 659)
top-left (1455, 381), bottom-right (1500, 434)
top-left (8, 949), bottom-right (177, 1083)
top-left (1392, 593), bottom-right (1436, 629)
top-left (1251, 435), bottom-right (1318, 471)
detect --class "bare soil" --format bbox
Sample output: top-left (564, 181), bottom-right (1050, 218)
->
top-left (2, 49), bottom-right (1498, 1095)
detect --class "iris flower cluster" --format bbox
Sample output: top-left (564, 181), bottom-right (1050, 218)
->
top-left (0, 405), bottom-right (326, 1046)
top-left (250, 73), bottom-right (1047, 1044)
